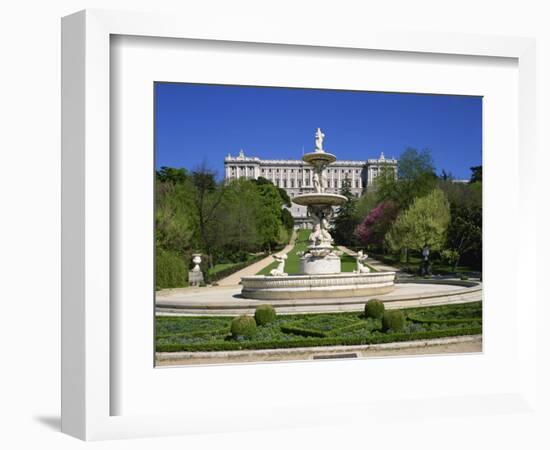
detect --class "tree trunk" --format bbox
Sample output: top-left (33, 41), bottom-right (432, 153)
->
top-left (453, 253), bottom-right (461, 273)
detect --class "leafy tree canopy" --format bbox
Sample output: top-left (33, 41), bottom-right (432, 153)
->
top-left (385, 188), bottom-right (450, 253)
top-left (332, 177), bottom-right (359, 246)
top-left (469, 165), bottom-right (482, 184)
top-left (354, 200), bottom-right (399, 247)
top-left (375, 147), bottom-right (438, 209)
top-left (156, 166), bottom-right (189, 184)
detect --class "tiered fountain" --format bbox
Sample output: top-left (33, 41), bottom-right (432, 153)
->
top-left (241, 128), bottom-right (396, 300)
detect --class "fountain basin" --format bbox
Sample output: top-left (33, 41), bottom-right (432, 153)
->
top-left (293, 193), bottom-right (347, 207)
top-left (302, 151), bottom-right (337, 166)
top-left (241, 271), bottom-right (396, 300)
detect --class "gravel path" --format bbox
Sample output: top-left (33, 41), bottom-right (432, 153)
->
top-left (216, 230), bottom-right (297, 286)
top-left (156, 337), bottom-right (482, 366)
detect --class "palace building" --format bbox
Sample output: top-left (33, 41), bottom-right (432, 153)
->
top-left (224, 149), bottom-right (398, 227)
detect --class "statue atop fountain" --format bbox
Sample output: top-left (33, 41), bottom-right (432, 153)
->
top-left (314, 127), bottom-right (325, 152)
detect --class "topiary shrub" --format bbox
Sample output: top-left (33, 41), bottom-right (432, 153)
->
top-left (382, 310), bottom-right (405, 332)
top-left (365, 299), bottom-right (385, 319)
top-left (254, 305), bottom-right (276, 326)
top-left (230, 315), bottom-right (257, 338)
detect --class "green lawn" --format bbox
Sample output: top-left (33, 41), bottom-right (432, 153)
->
top-left (209, 262), bottom-right (239, 275)
top-left (206, 253), bottom-right (268, 283)
top-left (256, 229), bottom-right (310, 275)
top-left (340, 253), bottom-right (377, 273)
top-left (256, 229), bottom-right (376, 275)
top-left (369, 252), bottom-right (480, 276)
top-left (156, 301), bottom-right (482, 352)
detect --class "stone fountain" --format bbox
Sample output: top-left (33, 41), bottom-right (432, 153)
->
top-left (241, 128), bottom-right (396, 300)
top-left (293, 127), bottom-right (347, 275)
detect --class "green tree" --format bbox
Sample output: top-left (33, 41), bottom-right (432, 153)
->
top-left (354, 190), bottom-right (378, 222)
top-left (155, 181), bottom-right (195, 255)
top-left (437, 177), bottom-right (482, 271)
top-left (256, 182), bottom-right (286, 252)
top-left (332, 177), bottom-right (358, 246)
top-left (445, 204), bottom-right (482, 271)
top-left (156, 166), bottom-right (189, 184)
top-left (376, 147), bottom-right (437, 209)
top-left (281, 207), bottom-right (295, 231)
top-left (253, 177), bottom-right (291, 207)
top-left (155, 175), bottom-right (197, 288)
top-left (385, 189), bottom-right (451, 262)
top-left (190, 164), bottom-right (227, 268)
top-left (219, 178), bottom-right (263, 254)
top-left (469, 165), bottom-right (482, 184)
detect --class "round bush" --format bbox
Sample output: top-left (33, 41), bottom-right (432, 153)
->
top-left (230, 315), bottom-right (257, 338)
top-left (382, 310), bottom-right (405, 332)
top-left (364, 299), bottom-right (385, 319)
top-left (254, 305), bottom-right (276, 326)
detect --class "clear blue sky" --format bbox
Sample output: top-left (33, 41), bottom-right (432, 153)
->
top-left (155, 83), bottom-right (482, 180)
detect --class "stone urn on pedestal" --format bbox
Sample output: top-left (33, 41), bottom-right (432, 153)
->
top-left (188, 253), bottom-right (204, 287)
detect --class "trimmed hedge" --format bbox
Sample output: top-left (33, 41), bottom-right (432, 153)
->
top-left (156, 326), bottom-right (482, 352)
top-left (209, 254), bottom-right (266, 283)
top-left (230, 315), bottom-right (257, 338)
top-left (406, 314), bottom-right (482, 326)
top-left (280, 324), bottom-right (327, 338)
top-left (382, 310), bottom-right (405, 332)
top-left (254, 305), bottom-right (277, 326)
top-left (364, 299), bottom-right (385, 319)
top-left (326, 319), bottom-right (382, 336)
top-left (156, 327), bottom-right (229, 340)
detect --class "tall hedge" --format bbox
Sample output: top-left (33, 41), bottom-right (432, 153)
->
top-left (156, 248), bottom-right (188, 290)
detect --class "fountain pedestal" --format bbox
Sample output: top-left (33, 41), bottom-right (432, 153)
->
top-left (300, 252), bottom-right (341, 275)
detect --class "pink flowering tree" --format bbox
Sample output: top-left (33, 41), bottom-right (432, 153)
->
top-left (354, 200), bottom-right (399, 248)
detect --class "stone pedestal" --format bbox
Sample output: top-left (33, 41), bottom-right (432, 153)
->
top-left (300, 253), bottom-right (341, 275)
top-left (188, 270), bottom-right (204, 287)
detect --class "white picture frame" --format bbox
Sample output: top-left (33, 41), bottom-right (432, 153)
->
top-left (61, 9), bottom-right (539, 441)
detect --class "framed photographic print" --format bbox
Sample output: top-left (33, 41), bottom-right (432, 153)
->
top-left (153, 82), bottom-right (483, 368)
top-left (62, 9), bottom-right (539, 441)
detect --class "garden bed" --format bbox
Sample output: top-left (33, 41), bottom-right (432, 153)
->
top-left (156, 301), bottom-right (482, 352)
